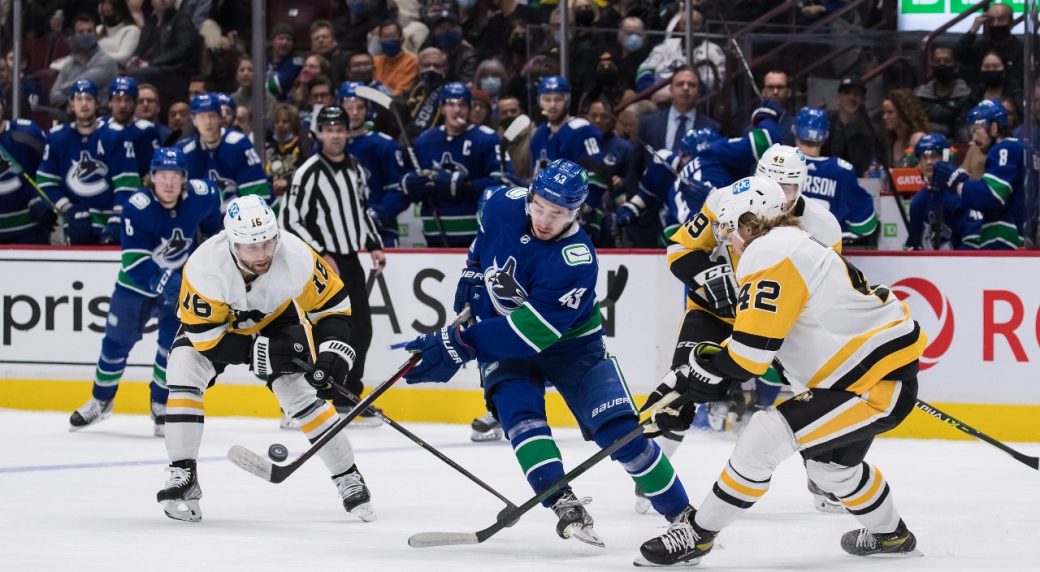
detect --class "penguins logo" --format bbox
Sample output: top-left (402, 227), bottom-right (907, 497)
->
top-left (484, 256), bottom-right (528, 315)
top-left (66, 150), bottom-right (109, 197)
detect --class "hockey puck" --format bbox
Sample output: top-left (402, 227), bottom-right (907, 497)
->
top-left (268, 443), bottom-right (289, 462)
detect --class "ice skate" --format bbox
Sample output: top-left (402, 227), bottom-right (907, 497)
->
top-left (68, 398), bottom-right (113, 432)
top-left (157, 459), bottom-right (202, 522)
top-left (334, 465), bottom-right (376, 522)
top-left (635, 505), bottom-right (715, 567)
top-left (551, 489), bottom-right (604, 547)
top-left (150, 401), bottom-right (166, 437)
top-left (807, 478), bottom-right (845, 513)
top-left (470, 412), bottom-right (504, 442)
top-left (840, 520), bottom-right (921, 557)
top-left (279, 410), bottom-right (299, 430)
top-left (634, 484), bottom-right (652, 515)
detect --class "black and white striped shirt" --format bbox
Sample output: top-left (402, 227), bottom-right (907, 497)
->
top-left (281, 153), bottom-right (383, 255)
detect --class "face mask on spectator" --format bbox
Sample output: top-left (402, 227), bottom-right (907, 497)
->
top-left (480, 76), bottom-right (503, 95)
top-left (932, 64), bottom-right (956, 83)
top-left (575, 9), bottom-right (595, 27)
top-left (421, 70), bottom-right (445, 87)
top-left (102, 15), bottom-right (119, 27)
top-left (71, 35), bottom-right (98, 53)
top-left (622, 34), bottom-right (644, 52)
top-left (980, 70), bottom-right (1005, 87)
top-left (381, 40), bottom-right (402, 57)
top-left (353, 70), bottom-right (374, 84)
top-left (595, 67), bottom-right (619, 85)
top-left (987, 25), bottom-right (1011, 42)
top-left (509, 37), bottom-right (527, 54)
top-left (436, 30), bottom-right (461, 49)
top-left (553, 30), bottom-right (573, 45)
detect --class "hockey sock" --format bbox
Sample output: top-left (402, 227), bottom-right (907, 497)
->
top-left (93, 357), bottom-right (124, 401)
top-left (596, 417), bottom-right (689, 518)
top-left (754, 377), bottom-right (782, 408)
top-left (165, 385), bottom-right (205, 460)
top-left (297, 399), bottom-right (356, 475)
top-left (150, 355), bottom-right (169, 403)
top-left (814, 461), bottom-right (901, 534)
top-left (509, 418), bottom-right (566, 507)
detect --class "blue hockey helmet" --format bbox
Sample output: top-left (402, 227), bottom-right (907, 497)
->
top-left (190, 93), bottom-right (221, 115)
top-left (914, 132), bottom-right (951, 157)
top-left (530, 159), bottom-right (589, 211)
top-left (537, 75), bottom-right (571, 96)
top-left (678, 126), bottom-right (721, 156)
top-left (967, 98), bottom-right (1007, 128)
top-left (70, 79), bottom-right (98, 99)
top-left (108, 76), bottom-right (138, 99)
top-left (338, 81), bottom-right (364, 102)
top-left (440, 82), bottom-right (472, 105)
top-left (794, 106), bottom-right (830, 143)
top-left (151, 147), bottom-right (188, 174)
top-left (215, 92), bottom-right (236, 110)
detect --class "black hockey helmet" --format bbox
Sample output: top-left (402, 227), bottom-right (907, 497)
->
top-left (316, 105), bottom-right (348, 130)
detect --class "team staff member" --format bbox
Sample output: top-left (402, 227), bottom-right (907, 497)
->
top-left (281, 105), bottom-right (386, 424)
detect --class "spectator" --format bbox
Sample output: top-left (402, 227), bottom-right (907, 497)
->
top-left (165, 97), bottom-right (191, 143)
top-left (477, 0), bottom-right (536, 62)
top-left (230, 56), bottom-right (277, 123)
top-left (967, 49), bottom-right (1022, 119)
top-left (956, 1), bottom-right (1023, 90)
top-left (374, 20), bottom-right (419, 97)
top-left (560, 1), bottom-right (606, 99)
top-left (234, 104), bottom-right (252, 141)
top-left (1013, 79), bottom-right (1040, 139)
top-left (636, 8), bottom-right (725, 94)
top-left (289, 55), bottom-right (331, 108)
top-left (187, 77), bottom-right (209, 100)
top-left (266, 102), bottom-right (304, 197)
top-left (309, 19), bottom-right (350, 86)
top-left (1000, 96), bottom-right (1020, 133)
top-left (470, 88), bottom-right (492, 127)
top-left (424, 4), bottom-right (477, 83)
top-left (597, 0), bottom-right (659, 31)
top-left (133, 83), bottom-right (171, 143)
top-left (127, 0), bottom-right (199, 102)
top-left (216, 92), bottom-right (236, 129)
top-left (405, 47), bottom-right (448, 138)
top-left (760, 70), bottom-right (796, 145)
top-left (914, 44), bottom-right (972, 141)
top-left (347, 52), bottom-right (377, 86)
top-left (615, 17), bottom-right (649, 92)
top-left (458, 0), bottom-right (489, 49)
top-left (0, 50), bottom-right (48, 116)
top-left (881, 89), bottom-right (929, 168)
top-left (51, 13), bottom-right (119, 108)
top-left (331, 0), bottom-right (388, 56)
top-left (577, 52), bottom-right (632, 113)
top-left (267, 22), bottom-right (304, 102)
top-left (636, 66), bottom-right (719, 158)
top-left (497, 95), bottom-right (532, 181)
top-left (822, 75), bottom-right (884, 176)
top-left (97, 0), bottom-right (141, 66)
top-left (473, 59), bottom-right (508, 106)
top-left (501, 19), bottom-right (535, 83)
top-left (300, 75), bottom-right (335, 132)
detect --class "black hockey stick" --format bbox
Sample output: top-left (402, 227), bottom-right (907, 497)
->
top-left (915, 400), bottom-right (1038, 470)
top-left (227, 309), bottom-right (471, 483)
top-left (408, 391), bottom-right (677, 548)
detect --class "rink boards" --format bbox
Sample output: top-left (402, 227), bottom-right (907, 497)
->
top-left (1, 247), bottom-right (1038, 441)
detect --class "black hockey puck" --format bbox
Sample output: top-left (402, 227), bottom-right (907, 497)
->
top-left (268, 443), bottom-right (289, 462)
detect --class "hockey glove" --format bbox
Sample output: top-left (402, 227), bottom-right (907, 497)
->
top-left (63, 205), bottom-right (94, 245)
top-left (453, 264), bottom-right (484, 314)
top-left (403, 325), bottom-right (476, 384)
top-left (306, 340), bottom-right (356, 397)
top-left (99, 212), bottom-right (122, 245)
top-left (644, 394), bottom-right (698, 441)
top-left (150, 269), bottom-right (182, 308)
top-left (701, 266), bottom-right (738, 318)
top-left (684, 342), bottom-right (734, 403)
top-left (27, 196), bottom-right (57, 228)
top-left (431, 170), bottom-right (463, 201)
top-left (614, 201), bottom-right (641, 228)
top-left (931, 161), bottom-right (969, 193)
top-left (751, 98), bottom-right (785, 127)
top-left (251, 324), bottom-right (313, 381)
top-left (402, 172), bottom-right (434, 201)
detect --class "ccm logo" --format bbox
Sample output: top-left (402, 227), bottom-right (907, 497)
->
top-left (591, 397), bottom-right (630, 418)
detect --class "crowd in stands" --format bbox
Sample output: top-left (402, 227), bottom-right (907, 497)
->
top-left (0, 0), bottom-right (1033, 250)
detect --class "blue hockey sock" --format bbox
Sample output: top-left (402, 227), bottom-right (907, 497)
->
top-left (755, 378), bottom-right (782, 407)
top-left (509, 418), bottom-right (567, 507)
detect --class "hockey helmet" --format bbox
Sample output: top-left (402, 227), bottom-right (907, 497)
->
top-left (216, 92), bottom-right (236, 111)
top-left (914, 132), bottom-right (951, 157)
top-left (316, 105), bottom-right (348, 130)
top-left (190, 93), bottom-right (221, 115)
top-left (713, 176), bottom-right (787, 245)
top-left (108, 76), bottom-right (138, 100)
top-left (151, 147), bottom-right (188, 174)
top-left (755, 144), bottom-right (808, 201)
top-left (70, 79), bottom-right (98, 99)
top-left (967, 98), bottom-right (1007, 129)
top-left (530, 159), bottom-right (589, 211)
top-left (794, 107), bottom-right (829, 143)
top-left (440, 82), bottom-right (472, 106)
top-left (537, 75), bottom-right (571, 96)
top-left (225, 195), bottom-right (279, 245)
top-left (338, 81), bottom-right (363, 102)
top-left (678, 126), bottom-right (721, 157)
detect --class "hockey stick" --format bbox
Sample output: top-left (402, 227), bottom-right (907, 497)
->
top-left (497, 114), bottom-right (531, 185)
top-left (915, 400), bottom-right (1038, 470)
top-left (227, 309), bottom-right (472, 483)
top-left (707, 3), bottom-right (762, 99)
top-left (408, 392), bottom-right (678, 548)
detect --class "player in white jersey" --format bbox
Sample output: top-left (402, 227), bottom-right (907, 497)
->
top-left (156, 195), bottom-right (376, 523)
top-left (638, 178), bottom-right (924, 566)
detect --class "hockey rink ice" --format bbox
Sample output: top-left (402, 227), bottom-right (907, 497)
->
top-left (1, 409), bottom-right (1037, 571)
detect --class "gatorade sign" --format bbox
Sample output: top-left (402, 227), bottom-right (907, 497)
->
top-left (899, 0), bottom-right (1025, 32)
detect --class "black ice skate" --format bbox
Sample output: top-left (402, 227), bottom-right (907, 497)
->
top-left (333, 465), bottom-right (376, 522)
top-left (807, 478), bottom-right (845, 513)
top-left (551, 489), bottom-right (604, 547)
top-left (150, 401), bottom-right (166, 437)
top-left (157, 459), bottom-right (202, 522)
top-left (840, 520), bottom-right (921, 557)
top-left (635, 505), bottom-right (716, 567)
top-left (69, 398), bottom-right (113, 432)
top-left (470, 412), bottom-right (504, 442)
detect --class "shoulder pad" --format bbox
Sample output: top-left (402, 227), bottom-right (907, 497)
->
top-left (180, 139), bottom-right (197, 153)
top-left (129, 192), bottom-right (152, 210)
top-left (727, 137), bottom-right (742, 143)
top-left (224, 131), bottom-right (245, 144)
top-left (567, 118), bottom-right (591, 129)
top-left (376, 132), bottom-right (394, 141)
top-left (189, 179), bottom-right (210, 195)
top-left (478, 125), bottom-right (496, 136)
top-left (505, 187), bottom-right (528, 200)
top-left (15, 119), bottom-right (35, 128)
top-left (49, 124), bottom-right (65, 134)
top-left (561, 243), bottom-right (594, 266)
top-left (106, 121), bottom-right (124, 132)
top-left (836, 158), bottom-right (854, 171)
top-left (133, 119), bottom-right (155, 130)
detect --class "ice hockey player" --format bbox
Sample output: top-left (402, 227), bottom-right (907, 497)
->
top-left (932, 98), bottom-right (1026, 249)
top-left (791, 107), bottom-right (879, 239)
top-left (33, 79), bottom-right (141, 244)
top-left (684, 99), bottom-right (784, 190)
top-left (69, 148), bottom-right (222, 436)
top-left (175, 93), bottom-right (270, 210)
top-left (157, 195), bottom-right (375, 523)
top-left (640, 176), bottom-right (924, 565)
top-left (402, 159), bottom-right (695, 562)
top-left (905, 132), bottom-right (982, 250)
top-left (104, 76), bottom-right (161, 178)
top-left (403, 82), bottom-right (510, 247)
top-left (0, 95), bottom-right (49, 244)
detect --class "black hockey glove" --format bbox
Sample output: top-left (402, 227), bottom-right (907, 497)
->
top-left (306, 340), bottom-right (356, 397)
top-left (683, 342), bottom-right (734, 403)
top-left (644, 367), bottom-right (698, 440)
top-left (697, 264), bottom-right (737, 318)
top-left (251, 324), bottom-right (312, 381)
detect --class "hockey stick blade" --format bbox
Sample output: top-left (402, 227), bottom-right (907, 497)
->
top-left (355, 85), bottom-right (393, 110)
top-left (408, 532), bottom-right (480, 548)
top-left (606, 265), bottom-right (629, 304)
top-left (502, 114), bottom-right (531, 143)
top-left (226, 444), bottom-right (274, 480)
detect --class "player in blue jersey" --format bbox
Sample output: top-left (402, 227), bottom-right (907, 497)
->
top-left (906, 133), bottom-right (982, 250)
top-left (402, 82), bottom-right (510, 247)
top-left (339, 81), bottom-right (410, 246)
top-left (175, 93), bottom-right (270, 210)
top-left (933, 99), bottom-right (1026, 249)
top-left (791, 107), bottom-right (879, 239)
top-left (105, 76), bottom-right (161, 178)
top-left (69, 148), bottom-right (222, 436)
top-left (0, 96), bottom-right (49, 244)
top-left (687, 102), bottom-right (784, 190)
top-left (33, 79), bottom-right (142, 245)
top-left (402, 159), bottom-right (696, 564)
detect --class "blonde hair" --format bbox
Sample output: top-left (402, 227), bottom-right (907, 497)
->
top-left (740, 211), bottom-right (803, 247)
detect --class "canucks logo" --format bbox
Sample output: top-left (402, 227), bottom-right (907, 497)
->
top-left (0, 152), bottom-right (22, 195)
top-left (207, 168), bottom-right (238, 198)
top-left (434, 152), bottom-right (470, 177)
top-left (66, 150), bottom-right (109, 197)
top-left (484, 256), bottom-right (528, 316)
top-left (154, 228), bottom-right (193, 268)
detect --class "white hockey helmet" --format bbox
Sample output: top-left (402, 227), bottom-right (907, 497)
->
top-left (755, 144), bottom-right (807, 204)
top-left (713, 176), bottom-right (787, 245)
top-left (225, 195), bottom-right (279, 244)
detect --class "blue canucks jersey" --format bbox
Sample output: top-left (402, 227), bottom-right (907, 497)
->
top-left (663, 159), bottom-right (711, 237)
top-left (267, 55), bottom-right (304, 99)
top-left (413, 124), bottom-right (510, 243)
top-left (175, 129), bottom-right (270, 208)
top-left (802, 155), bottom-right (879, 237)
top-left (959, 138), bottom-right (1026, 249)
top-left (530, 117), bottom-right (608, 206)
top-left (116, 178), bottom-right (223, 296)
top-left (348, 131), bottom-right (409, 218)
top-left (462, 187), bottom-right (603, 362)
top-left (36, 120), bottom-right (142, 228)
top-left (0, 118), bottom-right (47, 241)
top-left (105, 117), bottom-right (161, 177)
top-left (906, 185), bottom-right (982, 250)
top-left (692, 122), bottom-right (779, 188)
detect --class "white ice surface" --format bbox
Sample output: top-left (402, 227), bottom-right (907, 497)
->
top-left (1, 410), bottom-right (1037, 571)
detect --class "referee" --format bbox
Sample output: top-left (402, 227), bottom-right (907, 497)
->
top-left (281, 105), bottom-right (386, 424)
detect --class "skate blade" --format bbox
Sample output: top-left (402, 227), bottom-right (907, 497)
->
top-left (160, 499), bottom-right (201, 522)
top-left (348, 501), bottom-right (377, 522)
top-left (278, 419), bottom-right (299, 431)
top-left (470, 428), bottom-right (504, 442)
top-left (813, 495), bottom-right (846, 514)
top-left (634, 497), bottom-right (652, 515)
top-left (563, 524), bottom-right (605, 548)
top-left (633, 555), bottom-right (702, 567)
top-left (68, 412), bottom-right (113, 432)
top-left (861, 549), bottom-right (924, 558)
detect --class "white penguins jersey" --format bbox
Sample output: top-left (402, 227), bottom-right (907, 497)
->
top-left (720, 226), bottom-right (926, 396)
top-left (177, 230), bottom-right (351, 354)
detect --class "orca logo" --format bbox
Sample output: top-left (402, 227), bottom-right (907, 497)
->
top-left (0, 153), bottom-right (23, 194)
top-left (484, 256), bottom-right (528, 315)
top-left (207, 168), bottom-right (238, 197)
top-left (66, 150), bottom-right (109, 197)
top-left (154, 228), bottom-right (193, 268)
top-left (891, 277), bottom-right (954, 371)
top-left (434, 152), bottom-right (470, 178)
